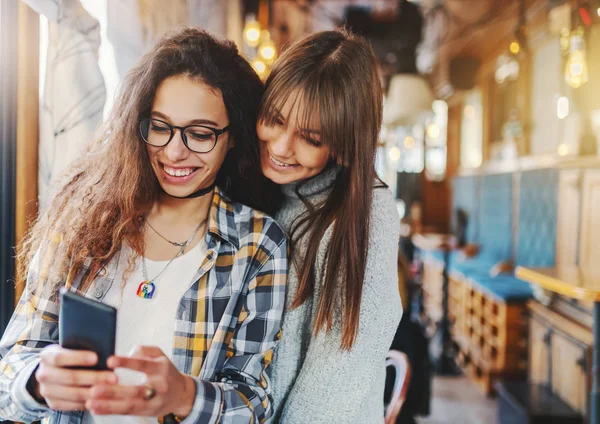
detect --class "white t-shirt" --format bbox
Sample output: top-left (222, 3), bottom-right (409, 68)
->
top-left (82, 240), bottom-right (206, 424)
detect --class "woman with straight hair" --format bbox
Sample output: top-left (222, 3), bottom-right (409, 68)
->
top-left (0, 28), bottom-right (286, 423)
top-left (257, 29), bottom-right (402, 423)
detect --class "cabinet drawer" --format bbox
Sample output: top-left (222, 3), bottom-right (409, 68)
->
top-left (528, 316), bottom-right (549, 385)
top-left (550, 330), bottom-right (590, 415)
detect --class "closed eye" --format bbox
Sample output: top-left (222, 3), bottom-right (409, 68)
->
top-left (300, 133), bottom-right (322, 147)
top-left (151, 124), bottom-right (170, 133)
top-left (188, 132), bottom-right (213, 141)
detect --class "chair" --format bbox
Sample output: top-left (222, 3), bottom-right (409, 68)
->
top-left (385, 350), bottom-right (411, 424)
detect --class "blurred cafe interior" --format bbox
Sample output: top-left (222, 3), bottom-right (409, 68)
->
top-left (3, 0), bottom-right (600, 423)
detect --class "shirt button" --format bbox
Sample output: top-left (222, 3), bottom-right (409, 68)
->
top-left (94, 291), bottom-right (102, 298)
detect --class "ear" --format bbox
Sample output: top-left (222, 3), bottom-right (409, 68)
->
top-left (227, 137), bottom-right (236, 151)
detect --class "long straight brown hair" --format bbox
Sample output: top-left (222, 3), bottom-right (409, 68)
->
top-left (259, 29), bottom-right (384, 350)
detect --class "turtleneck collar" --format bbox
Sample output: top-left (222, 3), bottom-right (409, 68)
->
top-left (280, 165), bottom-right (342, 200)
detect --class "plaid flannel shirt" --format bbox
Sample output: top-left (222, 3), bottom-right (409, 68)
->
top-left (0, 188), bottom-right (287, 424)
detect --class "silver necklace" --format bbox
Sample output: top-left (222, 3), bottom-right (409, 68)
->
top-left (136, 218), bottom-right (206, 300)
top-left (146, 219), bottom-right (192, 247)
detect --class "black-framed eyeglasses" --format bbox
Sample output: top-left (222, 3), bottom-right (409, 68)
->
top-left (139, 118), bottom-right (230, 154)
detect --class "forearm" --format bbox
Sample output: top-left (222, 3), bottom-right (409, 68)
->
top-left (0, 356), bottom-right (52, 422)
top-left (181, 378), bottom-right (271, 424)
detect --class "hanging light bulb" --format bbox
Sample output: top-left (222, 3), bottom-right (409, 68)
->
top-left (509, 0), bottom-right (526, 58)
top-left (509, 41), bottom-right (521, 55)
top-left (258, 30), bottom-right (277, 63)
top-left (243, 15), bottom-right (261, 47)
top-left (564, 28), bottom-right (589, 89)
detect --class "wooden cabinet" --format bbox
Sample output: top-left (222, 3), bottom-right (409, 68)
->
top-left (551, 331), bottom-right (589, 416)
top-left (579, 169), bottom-right (600, 270)
top-left (454, 280), bottom-right (529, 394)
top-left (557, 170), bottom-right (581, 267)
top-left (527, 301), bottom-right (592, 418)
top-left (528, 315), bottom-right (549, 385)
top-left (448, 276), bottom-right (465, 340)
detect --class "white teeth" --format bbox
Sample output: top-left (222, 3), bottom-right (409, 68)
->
top-left (164, 166), bottom-right (195, 177)
top-left (270, 154), bottom-right (292, 167)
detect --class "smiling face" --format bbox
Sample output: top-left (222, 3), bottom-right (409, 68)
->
top-left (257, 95), bottom-right (331, 185)
top-left (145, 75), bottom-right (231, 198)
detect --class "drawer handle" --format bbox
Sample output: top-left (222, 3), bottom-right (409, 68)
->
top-left (543, 330), bottom-right (552, 346)
top-left (576, 355), bottom-right (587, 373)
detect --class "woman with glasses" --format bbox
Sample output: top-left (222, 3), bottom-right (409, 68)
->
top-left (0, 28), bottom-right (287, 423)
top-left (257, 29), bottom-right (402, 423)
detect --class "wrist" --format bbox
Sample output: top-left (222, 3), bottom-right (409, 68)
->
top-left (172, 375), bottom-right (196, 417)
top-left (26, 365), bottom-right (47, 405)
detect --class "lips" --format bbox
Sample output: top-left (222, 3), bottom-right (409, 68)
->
top-left (159, 163), bottom-right (201, 184)
top-left (163, 165), bottom-right (197, 177)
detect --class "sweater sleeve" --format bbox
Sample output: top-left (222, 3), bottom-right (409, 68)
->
top-left (278, 188), bottom-right (402, 424)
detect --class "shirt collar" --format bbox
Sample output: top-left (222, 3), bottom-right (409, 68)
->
top-left (206, 187), bottom-right (240, 250)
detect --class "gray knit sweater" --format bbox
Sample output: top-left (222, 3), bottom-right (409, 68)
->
top-left (268, 168), bottom-right (402, 423)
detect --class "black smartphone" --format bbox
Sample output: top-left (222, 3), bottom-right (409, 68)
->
top-left (59, 288), bottom-right (117, 371)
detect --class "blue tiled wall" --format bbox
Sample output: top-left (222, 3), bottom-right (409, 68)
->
top-left (452, 175), bottom-right (479, 244)
top-left (516, 169), bottom-right (558, 268)
top-left (479, 173), bottom-right (513, 263)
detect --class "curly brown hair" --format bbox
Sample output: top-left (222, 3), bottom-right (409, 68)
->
top-left (18, 27), bottom-right (276, 294)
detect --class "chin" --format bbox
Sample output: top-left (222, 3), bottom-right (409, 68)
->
top-left (262, 166), bottom-right (296, 185)
top-left (159, 184), bottom-right (197, 198)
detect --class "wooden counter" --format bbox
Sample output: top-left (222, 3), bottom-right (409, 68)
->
top-left (516, 266), bottom-right (600, 302)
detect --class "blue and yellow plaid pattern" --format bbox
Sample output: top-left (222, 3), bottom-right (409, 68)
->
top-left (0, 188), bottom-right (287, 424)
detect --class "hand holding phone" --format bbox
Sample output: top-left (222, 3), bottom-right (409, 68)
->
top-left (59, 288), bottom-right (116, 371)
top-left (26, 289), bottom-right (119, 409)
top-left (29, 345), bottom-right (118, 410)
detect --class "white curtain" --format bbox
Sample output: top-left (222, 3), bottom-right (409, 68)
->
top-left (24, 0), bottom-right (106, 207)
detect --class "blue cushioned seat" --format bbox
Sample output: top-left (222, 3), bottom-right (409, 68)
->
top-left (448, 256), bottom-right (497, 278)
top-left (470, 275), bottom-right (534, 302)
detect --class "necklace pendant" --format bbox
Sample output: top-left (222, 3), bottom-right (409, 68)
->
top-left (136, 281), bottom-right (156, 299)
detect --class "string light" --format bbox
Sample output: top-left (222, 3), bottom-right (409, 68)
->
top-left (404, 136), bottom-right (415, 149)
top-left (243, 15), bottom-right (261, 47)
top-left (258, 30), bottom-right (277, 63)
top-left (251, 59), bottom-right (267, 77)
top-left (388, 147), bottom-right (401, 161)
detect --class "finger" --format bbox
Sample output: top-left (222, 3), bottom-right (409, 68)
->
top-left (45, 398), bottom-right (86, 412)
top-left (36, 366), bottom-right (117, 387)
top-left (127, 345), bottom-right (164, 358)
top-left (89, 383), bottom-right (147, 401)
top-left (86, 398), bottom-right (148, 416)
top-left (41, 346), bottom-right (98, 368)
top-left (107, 356), bottom-right (157, 374)
top-left (39, 383), bottom-right (91, 403)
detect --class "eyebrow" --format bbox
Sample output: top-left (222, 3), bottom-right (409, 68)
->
top-left (151, 111), bottom-right (219, 127)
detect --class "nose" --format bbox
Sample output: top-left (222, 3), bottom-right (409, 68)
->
top-left (164, 129), bottom-right (189, 162)
top-left (268, 126), bottom-right (294, 159)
